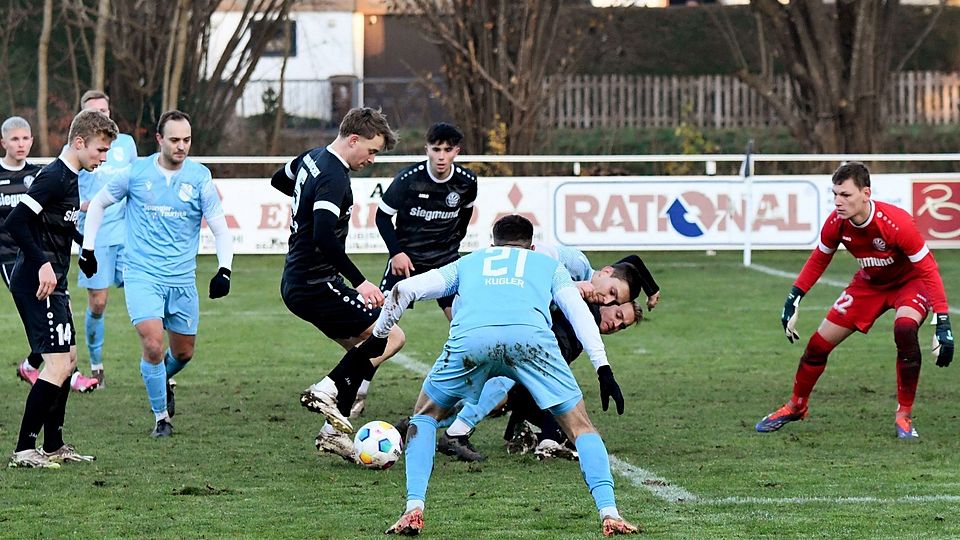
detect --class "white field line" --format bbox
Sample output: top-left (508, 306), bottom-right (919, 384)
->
top-left (704, 495), bottom-right (960, 505)
top-left (388, 352), bottom-right (697, 503)
top-left (749, 263), bottom-right (960, 316)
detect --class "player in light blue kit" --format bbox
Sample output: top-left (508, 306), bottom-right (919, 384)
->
top-left (75, 90), bottom-right (138, 390)
top-left (360, 215), bottom-right (639, 537)
top-left (80, 110), bottom-right (234, 438)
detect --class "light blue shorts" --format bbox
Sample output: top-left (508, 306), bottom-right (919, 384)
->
top-left (124, 278), bottom-right (199, 335)
top-left (77, 244), bottom-right (125, 290)
top-left (422, 325), bottom-right (583, 416)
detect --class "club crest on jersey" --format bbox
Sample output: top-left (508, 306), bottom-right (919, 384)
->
top-left (24, 175), bottom-right (35, 188)
top-left (445, 192), bottom-right (461, 207)
top-left (178, 183), bottom-right (194, 202)
top-left (872, 238), bottom-right (887, 251)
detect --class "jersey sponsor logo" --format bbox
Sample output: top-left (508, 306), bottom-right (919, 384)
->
top-left (913, 181), bottom-right (960, 241)
top-left (409, 206), bottom-right (458, 221)
top-left (856, 255), bottom-right (895, 268)
top-left (872, 237), bottom-right (887, 251)
top-left (842, 236), bottom-right (852, 241)
top-left (0, 192), bottom-right (26, 207)
top-left (178, 183), bottom-right (194, 202)
top-left (144, 204), bottom-right (188, 218)
top-left (303, 154), bottom-right (321, 178)
top-left (63, 208), bottom-right (81, 222)
top-left (445, 192), bottom-right (460, 207)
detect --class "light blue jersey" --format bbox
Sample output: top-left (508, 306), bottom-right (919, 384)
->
top-left (76, 133), bottom-right (137, 247)
top-left (437, 247), bottom-right (578, 338)
top-left (534, 243), bottom-right (594, 281)
top-left (104, 154), bottom-right (223, 286)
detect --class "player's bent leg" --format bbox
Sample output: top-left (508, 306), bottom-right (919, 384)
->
top-left (554, 399), bottom-right (640, 536)
top-left (893, 309), bottom-right (923, 439)
top-left (135, 319), bottom-right (173, 436)
top-left (85, 288), bottom-right (109, 387)
top-left (167, 333), bottom-right (196, 418)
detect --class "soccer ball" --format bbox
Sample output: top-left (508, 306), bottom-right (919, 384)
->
top-left (353, 420), bottom-right (403, 470)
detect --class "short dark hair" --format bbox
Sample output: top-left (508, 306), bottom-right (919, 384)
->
top-left (426, 122), bottom-right (463, 147)
top-left (492, 215), bottom-right (533, 248)
top-left (157, 110), bottom-right (191, 137)
top-left (609, 262), bottom-right (643, 302)
top-left (832, 162), bottom-right (871, 189)
top-left (339, 107), bottom-right (398, 151)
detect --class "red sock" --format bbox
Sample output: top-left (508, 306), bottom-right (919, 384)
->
top-left (791, 332), bottom-right (836, 409)
top-left (894, 317), bottom-right (921, 412)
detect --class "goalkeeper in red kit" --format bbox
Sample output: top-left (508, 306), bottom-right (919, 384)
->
top-left (756, 162), bottom-right (954, 439)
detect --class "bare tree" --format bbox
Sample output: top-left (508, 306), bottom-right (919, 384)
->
top-left (91, 0), bottom-right (111, 90)
top-left (37, 0), bottom-right (54, 155)
top-left (0, 1), bottom-right (36, 113)
top-left (712, 0), bottom-right (946, 154)
top-left (388, 0), bottom-right (585, 159)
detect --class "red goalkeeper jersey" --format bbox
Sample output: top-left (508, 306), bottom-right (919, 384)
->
top-left (794, 200), bottom-right (949, 313)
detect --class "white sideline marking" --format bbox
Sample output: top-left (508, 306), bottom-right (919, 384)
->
top-left (389, 352), bottom-right (698, 503)
top-left (608, 455), bottom-right (698, 503)
top-left (704, 495), bottom-right (960, 505)
top-left (749, 263), bottom-right (960, 316)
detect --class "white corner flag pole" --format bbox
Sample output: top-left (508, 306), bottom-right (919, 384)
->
top-left (743, 139), bottom-right (755, 267)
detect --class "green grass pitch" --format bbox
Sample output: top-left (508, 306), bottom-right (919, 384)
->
top-left (1, 250), bottom-right (958, 539)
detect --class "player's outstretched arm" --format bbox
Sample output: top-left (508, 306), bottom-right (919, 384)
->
top-left (371, 263), bottom-right (460, 341)
top-left (205, 214), bottom-right (234, 299)
top-left (80, 189), bottom-right (121, 278)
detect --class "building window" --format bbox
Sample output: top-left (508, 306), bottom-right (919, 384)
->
top-left (254, 19), bottom-right (296, 58)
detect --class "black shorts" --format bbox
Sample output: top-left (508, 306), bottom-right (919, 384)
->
top-left (12, 290), bottom-right (76, 354)
top-left (281, 277), bottom-right (379, 340)
top-left (379, 258), bottom-right (457, 310)
top-left (1, 262), bottom-right (13, 289)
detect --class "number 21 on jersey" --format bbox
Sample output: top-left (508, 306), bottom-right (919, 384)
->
top-left (481, 247), bottom-right (528, 278)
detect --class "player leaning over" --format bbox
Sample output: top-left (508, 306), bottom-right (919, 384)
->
top-left (5, 110), bottom-right (117, 468)
top-left (756, 162), bottom-right (954, 439)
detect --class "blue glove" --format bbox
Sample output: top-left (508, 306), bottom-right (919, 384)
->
top-left (78, 249), bottom-right (98, 279)
top-left (934, 313), bottom-right (954, 368)
top-left (781, 286), bottom-right (805, 343)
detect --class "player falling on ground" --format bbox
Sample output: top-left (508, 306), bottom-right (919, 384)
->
top-left (0, 116), bottom-right (46, 387)
top-left (73, 90), bottom-right (138, 390)
top-left (5, 109), bottom-right (117, 468)
top-left (271, 107), bottom-right (406, 460)
top-left (756, 162), bottom-right (954, 439)
top-left (81, 110), bottom-right (234, 438)
top-left (432, 250), bottom-right (658, 462)
top-left (354, 122), bottom-right (478, 417)
top-left (354, 215), bottom-right (639, 536)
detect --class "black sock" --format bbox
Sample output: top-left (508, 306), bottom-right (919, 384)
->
top-left (26, 352), bottom-right (43, 370)
top-left (42, 379), bottom-right (71, 452)
top-left (15, 379), bottom-right (60, 452)
top-left (539, 412), bottom-right (566, 445)
top-left (365, 364), bottom-right (381, 384)
top-left (327, 348), bottom-right (376, 416)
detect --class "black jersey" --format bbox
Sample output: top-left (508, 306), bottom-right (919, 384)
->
top-left (379, 161), bottom-right (477, 266)
top-left (281, 147), bottom-right (354, 285)
top-left (7, 158), bottom-right (80, 295)
top-left (0, 161), bottom-right (41, 265)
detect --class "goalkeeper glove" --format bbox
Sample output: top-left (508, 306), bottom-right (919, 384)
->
top-left (208, 267), bottom-right (231, 299)
top-left (934, 313), bottom-right (955, 368)
top-left (597, 365), bottom-right (625, 415)
top-left (78, 249), bottom-right (98, 279)
top-left (781, 286), bottom-right (805, 343)
top-left (357, 335), bottom-right (388, 360)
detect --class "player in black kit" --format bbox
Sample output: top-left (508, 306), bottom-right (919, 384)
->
top-left (271, 107), bottom-right (406, 460)
top-left (0, 117), bottom-right (44, 383)
top-left (4, 110), bottom-right (117, 468)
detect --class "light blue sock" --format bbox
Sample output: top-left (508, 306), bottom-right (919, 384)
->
top-left (405, 415), bottom-right (439, 504)
top-left (86, 308), bottom-right (104, 368)
top-left (164, 348), bottom-right (189, 378)
top-left (140, 359), bottom-right (167, 414)
top-left (575, 432), bottom-right (616, 511)
top-left (455, 377), bottom-right (516, 431)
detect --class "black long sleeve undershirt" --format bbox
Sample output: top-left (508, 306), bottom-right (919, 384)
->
top-left (375, 209), bottom-right (401, 257)
top-left (313, 209), bottom-right (365, 287)
top-left (3, 203), bottom-right (47, 264)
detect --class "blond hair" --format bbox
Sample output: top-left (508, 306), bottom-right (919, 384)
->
top-left (339, 107), bottom-right (398, 151)
top-left (67, 109), bottom-right (118, 143)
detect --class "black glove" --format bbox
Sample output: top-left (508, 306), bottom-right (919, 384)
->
top-left (78, 249), bottom-right (98, 278)
top-left (781, 286), bottom-right (805, 343)
top-left (934, 313), bottom-right (955, 368)
top-left (357, 335), bottom-right (388, 359)
top-left (208, 267), bottom-right (231, 299)
top-left (597, 365), bottom-right (624, 415)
